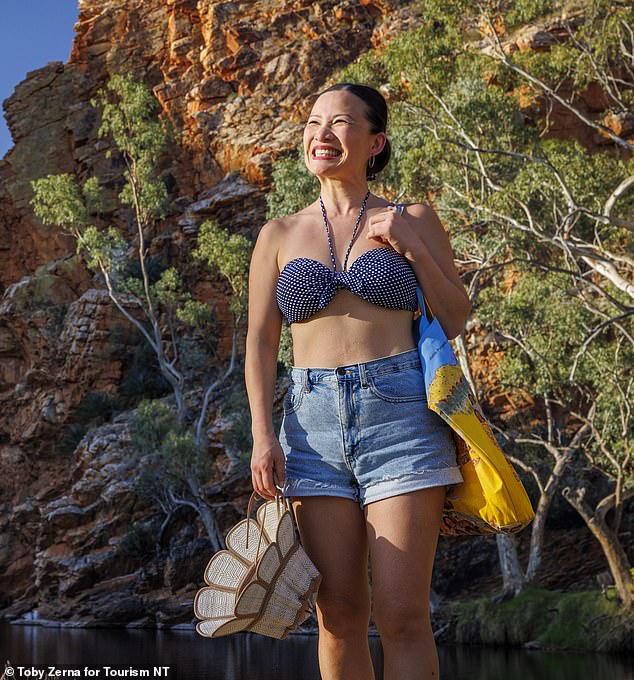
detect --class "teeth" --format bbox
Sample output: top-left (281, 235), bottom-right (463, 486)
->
top-left (314, 150), bottom-right (340, 158)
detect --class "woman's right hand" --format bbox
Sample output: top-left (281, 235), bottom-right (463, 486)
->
top-left (251, 433), bottom-right (286, 500)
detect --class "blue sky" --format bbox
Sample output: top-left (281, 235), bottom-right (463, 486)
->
top-left (1, 2), bottom-right (79, 157)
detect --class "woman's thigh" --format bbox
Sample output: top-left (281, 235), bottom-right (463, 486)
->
top-left (364, 487), bottom-right (446, 630)
top-left (291, 496), bottom-right (371, 625)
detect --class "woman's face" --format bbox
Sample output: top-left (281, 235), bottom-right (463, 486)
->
top-left (303, 90), bottom-right (385, 181)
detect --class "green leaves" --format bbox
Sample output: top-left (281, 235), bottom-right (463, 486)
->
top-left (91, 73), bottom-right (169, 166)
top-left (130, 399), bottom-right (180, 456)
top-left (503, 0), bottom-right (553, 29)
top-left (381, 0), bottom-right (474, 98)
top-left (265, 143), bottom-right (319, 218)
top-left (477, 264), bottom-right (633, 480)
top-left (193, 219), bottom-right (252, 319)
top-left (153, 266), bottom-right (182, 307)
top-left (176, 299), bottom-right (213, 328)
top-left (478, 268), bottom-right (595, 393)
top-left (30, 173), bottom-right (95, 233)
top-left (92, 73), bottom-right (172, 223)
top-left (30, 172), bottom-right (128, 276)
top-left (131, 399), bottom-right (211, 484)
top-left (78, 224), bottom-right (127, 273)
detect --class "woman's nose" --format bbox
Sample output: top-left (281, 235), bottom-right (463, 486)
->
top-left (314, 133), bottom-right (337, 148)
top-left (314, 124), bottom-right (335, 139)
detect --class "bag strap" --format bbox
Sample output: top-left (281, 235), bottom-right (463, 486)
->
top-left (392, 202), bottom-right (436, 324)
top-left (421, 293), bottom-right (435, 323)
top-left (244, 490), bottom-right (291, 562)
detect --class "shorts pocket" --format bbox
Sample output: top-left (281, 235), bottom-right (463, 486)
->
top-left (282, 381), bottom-right (305, 415)
top-left (367, 366), bottom-right (427, 403)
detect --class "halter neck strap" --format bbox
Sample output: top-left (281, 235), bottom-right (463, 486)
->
top-left (319, 190), bottom-right (371, 273)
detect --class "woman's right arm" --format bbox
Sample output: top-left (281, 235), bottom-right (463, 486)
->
top-left (244, 219), bottom-right (286, 500)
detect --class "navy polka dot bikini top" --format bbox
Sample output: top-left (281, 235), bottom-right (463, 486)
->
top-left (276, 203), bottom-right (420, 324)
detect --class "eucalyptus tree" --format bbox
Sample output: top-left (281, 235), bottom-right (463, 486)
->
top-left (30, 74), bottom-right (252, 551)
top-left (326, 0), bottom-right (633, 604)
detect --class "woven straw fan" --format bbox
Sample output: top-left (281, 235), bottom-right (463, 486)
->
top-left (194, 493), bottom-right (322, 639)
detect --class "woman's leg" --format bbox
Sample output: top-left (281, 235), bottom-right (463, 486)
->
top-left (364, 486), bottom-right (447, 680)
top-left (291, 495), bottom-right (375, 680)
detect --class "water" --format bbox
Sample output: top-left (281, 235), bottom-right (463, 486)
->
top-left (0, 622), bottom-right (631, 680)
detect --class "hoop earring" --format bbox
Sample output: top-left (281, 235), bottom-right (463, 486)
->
top-left (368, 155), bottom-right (376, 168)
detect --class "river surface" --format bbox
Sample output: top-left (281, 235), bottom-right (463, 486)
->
top-left (0, 622), bottom-right (631, 680)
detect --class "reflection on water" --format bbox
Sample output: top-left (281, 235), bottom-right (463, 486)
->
top-left (0, 622), bottom-right (631, 680)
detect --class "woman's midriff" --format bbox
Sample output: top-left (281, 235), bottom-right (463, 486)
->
top-left (288, 289), bottom-right (418, 368)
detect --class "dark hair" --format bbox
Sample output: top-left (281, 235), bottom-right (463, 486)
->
top-left (316, 82), bottom-right (391, 181)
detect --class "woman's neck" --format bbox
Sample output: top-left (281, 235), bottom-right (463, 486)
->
top-left (317, 180), bottom-right (372, 217)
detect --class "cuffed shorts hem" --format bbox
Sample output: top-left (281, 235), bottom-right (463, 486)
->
top-left (283, 477), bottom-right (359, 502)
top-left (283, 466), bottom-right (464, 508)
top-left (361, 466), bottom-right (464, 506)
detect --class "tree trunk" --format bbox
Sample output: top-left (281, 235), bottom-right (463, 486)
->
top-left (590, 521), bottom-right (634, 608)
top-left (496, 533), bottom-right (526, 596)
top-left (524, 496), bottom-right (547, 585)
top-left (525, 452), bottom-right (572, 584)
top-left (197, 502), bottom-right (224, 553)
top-left (166, 484), bottom-right (225, 553)
top-left (562, 485), bottom-right (634, 608)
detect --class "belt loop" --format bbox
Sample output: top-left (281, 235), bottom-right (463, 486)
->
top-left (359, 362), bottom-right (368, 389)
top-left (302, 369), bottom-right (312, 393)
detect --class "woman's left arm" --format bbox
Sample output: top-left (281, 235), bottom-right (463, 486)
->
top-left (368, 202), bottom-right (472, 339)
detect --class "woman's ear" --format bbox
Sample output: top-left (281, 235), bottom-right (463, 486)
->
top-left (371, 131), bottom-right (387, 155)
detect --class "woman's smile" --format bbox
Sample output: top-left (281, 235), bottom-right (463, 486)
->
top-left (312, 145), bottom-right (343, 160)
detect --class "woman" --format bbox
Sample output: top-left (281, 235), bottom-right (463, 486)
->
top-left (245, 83), bottom-right (471, 680)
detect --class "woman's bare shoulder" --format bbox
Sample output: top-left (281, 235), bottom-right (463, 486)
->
top-left (260, 207), bottom-right (313, 237)
top-left (269, 205), bottom-right (314, 226)
top-left (255, 210), bottom-right (312, 270)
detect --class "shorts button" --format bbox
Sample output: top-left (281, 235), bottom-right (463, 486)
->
top-left (336, 367), bottom-right (345, 375)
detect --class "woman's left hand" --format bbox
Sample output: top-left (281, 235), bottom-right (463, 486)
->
top-left (366, 205), bottom-right (422, 260)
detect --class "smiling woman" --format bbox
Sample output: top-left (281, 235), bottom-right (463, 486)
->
top-left (245, 82), bottom-right (472, 680)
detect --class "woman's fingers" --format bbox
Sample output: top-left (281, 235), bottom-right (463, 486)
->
top-left (261, 465), bottom-right (277, 498)
top-left (251, 468), bottom-right (263, 497)
top-left (370, 206), bottom-right (397, 223)
top-left (253, 468), bottom-right (273, 499)
top-left (265, 450), bottom-right (285, 497)
top-left (273, 451), bottom-right (286, 490)
top-left (251, 458), bottom-right (267, 497)
top-left (251, 441), bottom-right (286, 499)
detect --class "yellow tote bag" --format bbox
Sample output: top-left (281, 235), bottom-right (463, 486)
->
top-left (414, 287), bottom-right (535, 536)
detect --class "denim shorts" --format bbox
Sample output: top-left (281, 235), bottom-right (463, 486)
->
top-left (278, 347), bottom-right (464, 507)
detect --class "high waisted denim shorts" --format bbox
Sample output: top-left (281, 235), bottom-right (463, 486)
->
top-left (278, 347), bottom-right (464, 507)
